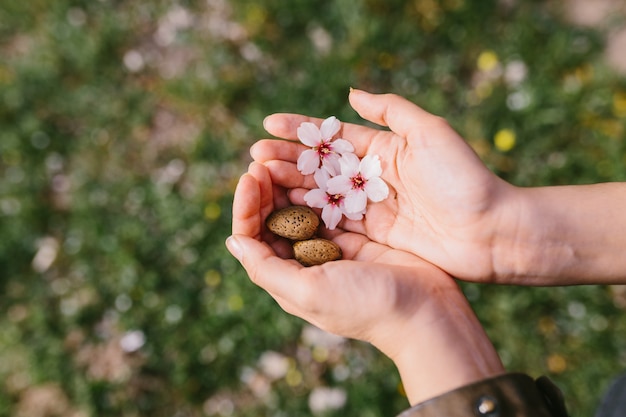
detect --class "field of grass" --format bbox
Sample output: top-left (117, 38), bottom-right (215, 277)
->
top-left (2, 1), bottom-right (626, 416)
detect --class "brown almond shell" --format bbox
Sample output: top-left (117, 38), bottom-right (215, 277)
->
top-left (293, 238), bottom-right (342, 266)
top-left (265, 206), bottom-right (319, 241)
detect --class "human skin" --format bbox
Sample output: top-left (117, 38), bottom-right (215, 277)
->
top-left (226, 161), bottom-right (504, 406)
top-left (251, 89), bottom-right (626, 286)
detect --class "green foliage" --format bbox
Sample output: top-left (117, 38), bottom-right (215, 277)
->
top-left (1, 0), bottom-right (625, 416)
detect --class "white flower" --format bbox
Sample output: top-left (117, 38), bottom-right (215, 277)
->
top-left (304, 167), bottom-right (363, 230)
top-left (297, 116), bottom-right (355, 176)
top-left (326, 153), bottom-right (389, 214)
top-left (296, 116), bottom-right (390, 229)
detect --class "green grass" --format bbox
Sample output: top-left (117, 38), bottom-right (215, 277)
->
top-left (1, 1), bottom-right (626, 415)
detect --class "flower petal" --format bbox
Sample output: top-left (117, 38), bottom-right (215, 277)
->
top-left (297, 149), bottom-right (320, 175)
top-left (364, 177), bottom-right (389, 202)
top-left (322, 205), bottom-right (343, 230)
top-left (313, 167), bottom-right (331, 190)
top-left (338, 152), bottom-right (361, 177)
top-left (319, 116), bottom-right (340, 140)
top-left (344, 190), bottom-right (368, 214)
top-left (322, 153), bottom-right (341, 176)
top-left (326, 175), bottom-right (352, 195)
top-left (360, 154), bottom-right (382, 179)
top-left (343, 209), bottom-right (364, 221)
top-left (304, 189), bottom-right (328, 208)
top-left (297, 122), bottom-right (322, 147)
top-left (330, 138), bottom-right (355, 155)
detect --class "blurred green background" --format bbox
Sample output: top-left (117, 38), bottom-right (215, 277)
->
top-left (2, 0), bottom-right (626, 416)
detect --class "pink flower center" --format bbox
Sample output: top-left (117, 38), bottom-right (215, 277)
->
top-left (316, 142), bottom-right (333, 158)
top-left (327, 193), bottom-right (344, 206)
top-left (350, 174), bottom-right (366, 190)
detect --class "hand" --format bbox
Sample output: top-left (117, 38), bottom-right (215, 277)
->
top-left (253, 90), bottom-right (626, 286)
top-left (226, 161), bottom-right (504, 405)
top-left (252, 89), bottom-right (518, 283)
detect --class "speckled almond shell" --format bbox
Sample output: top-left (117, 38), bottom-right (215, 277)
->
top-left (293, 238), bottom-right (342, 266)
top-left (265, 205), bottom-right (320, 241)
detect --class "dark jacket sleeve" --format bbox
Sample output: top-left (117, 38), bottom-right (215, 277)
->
top-left (395, 373), bottom-right (569, 417)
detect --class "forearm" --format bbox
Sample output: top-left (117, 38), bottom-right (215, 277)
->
top-left (384, 289), bottom-right (505, 406)
top-left (495, 182), bottom-right (626, 285)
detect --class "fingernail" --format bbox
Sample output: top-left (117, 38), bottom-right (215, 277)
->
top-left (349, 86), bottom-right (354, 94)
top-left (226, 235), bottom-right (242, 261)
top-left (262, 115), bottom-right (270, 131)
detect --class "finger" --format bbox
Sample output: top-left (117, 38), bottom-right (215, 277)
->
top-left (232, 163), bottom-right (293, 258)
top-left (350, 89), bottom-right (489, 186)
top-left (247, 161), bottom-right (274, 216)
top-left (246, 161), bottom-right (293, 215)
top-left (250, 162), bottom-right (302, 257)
top-left (235, 161), bottom-right (286, 237)
top-left (250, 139), bottom-right (304, 163)
top-left (348, 89), bottom-right (447, 142)
top-left (265, 160), bottom-right (317, 190)
top-left (231, 172), bottom-right (262, 238)
top-left (285, 187), bottom-right (309, 206)
top-left (225, 234), bottom-right (322, 333)
top-left (226, 234), bottom-right (308, 301)
top-left (263, 113), bottom-right (379, 146)
top-left (263, 114), bottom-right (316, 141)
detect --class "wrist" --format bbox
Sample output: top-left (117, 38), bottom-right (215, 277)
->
top-left (381, 285), bottom-right (505, 405)
top-left (490, 186), bottom-right (576, 285)
top-left (510, 183), bottom-right (626, 285)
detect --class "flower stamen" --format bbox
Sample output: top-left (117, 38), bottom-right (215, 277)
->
top-left (317, 142), bottom-right (333, 156)
top-left (328, 194), bottom-right (343, 206)
top-left (351, 174), bottom-right (365, 190)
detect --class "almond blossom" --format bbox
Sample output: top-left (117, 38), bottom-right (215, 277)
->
top-left (303, 167), bottom-right (364, 230)
top-left (326, 153), bottom-right (389, 215)
top-left (296, 116), bottom-right (354, 176)
top-left (296, 116), bottom-right (389, 229)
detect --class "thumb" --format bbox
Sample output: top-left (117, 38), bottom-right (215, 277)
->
top-left (348, 89), bottom-right (447, 140)
top-left (225, 233), bottom-right (275, 270)
top-left (225, 234), bottom-right (302, 297)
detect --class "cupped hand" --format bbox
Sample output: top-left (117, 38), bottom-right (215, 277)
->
top-left (226, 161), bottom-right (504, 404)
top-left (251, 89), bottom-right (520, 283)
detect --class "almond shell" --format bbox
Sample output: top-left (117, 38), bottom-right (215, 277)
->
top-left (265, 205), bottom-right (319, 241)
top-left (293, 238), bottom-right (342, 266)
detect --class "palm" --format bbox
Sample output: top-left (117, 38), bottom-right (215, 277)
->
top-left (355, 124), bottom-right (506, 280)
top-left (305, 233), bottom-right (461, 345)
